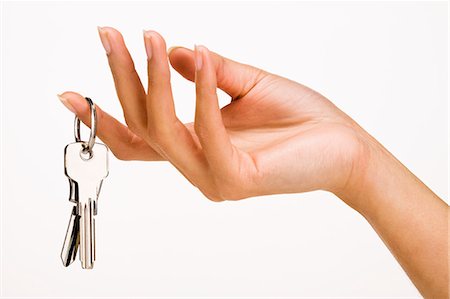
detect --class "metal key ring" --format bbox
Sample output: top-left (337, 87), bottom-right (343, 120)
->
top-left (74, 97), bottom-right (97, 154)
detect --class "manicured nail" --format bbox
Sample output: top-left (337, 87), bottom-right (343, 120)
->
top-left (97, 26), bottom-right (111, 55)
top-left (143, 30), bottom-right (153, 60)
top-left (194, 45), bottom-right (203, 71)
top-left (57, 94), bottom-right (76, 113)
top-left (167, 46), bottom-right (180, 56)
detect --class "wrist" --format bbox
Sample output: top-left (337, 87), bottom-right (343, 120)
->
top-left (332, 128), bottom-right (395, 215)
top-left (332, 127), bottom-right (448, 298)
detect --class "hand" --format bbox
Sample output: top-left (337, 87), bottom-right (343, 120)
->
top-left (59, 27), bottom-right (367, 202)
top-left (59, 27), bottom-right (448, 297)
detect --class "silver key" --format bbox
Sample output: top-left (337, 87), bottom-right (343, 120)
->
top-left (64, 142), bottom-right (109, 269)
top-left (61, 206), bottom-right (80, 266)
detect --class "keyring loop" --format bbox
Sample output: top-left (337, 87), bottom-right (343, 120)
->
top-left (74, 97), bottom-right (97, 153)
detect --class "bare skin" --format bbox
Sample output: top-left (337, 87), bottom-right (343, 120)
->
top-left (58, 27), bottom-right (448, 298)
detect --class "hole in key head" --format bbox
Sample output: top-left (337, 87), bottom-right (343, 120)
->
top-left (80, 147), bottom-right (94, 161)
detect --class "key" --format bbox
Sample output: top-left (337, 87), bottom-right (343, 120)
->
top-left (64, 142), bottom-right (109, 269)
top-left (61, 206), bottom-right (80, 266)
top-left (61, 179), bottom-right (80, 267)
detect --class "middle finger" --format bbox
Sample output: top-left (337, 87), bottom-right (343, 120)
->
top-left (143, 31), bottom-right (207, 180)
top-left (97, 26), bottom-right (147, 135)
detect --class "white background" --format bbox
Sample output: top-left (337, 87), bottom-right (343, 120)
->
top-left (1, 1), bottom-right (448, 298)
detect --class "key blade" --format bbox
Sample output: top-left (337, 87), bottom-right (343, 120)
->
top-left (61, 206), bottom-right (80, 267)
top-left (79, 197), bottom-right (95, 269)
top-left (93, 180), bottom-right (104, 215)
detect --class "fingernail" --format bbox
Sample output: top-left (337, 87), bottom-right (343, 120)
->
top-left (194, 45), bottom-right (203, 71)
top-left (97, 26), bottom-right (111, 55)
top-left (57, 94), bottom-right (76, 113)
top-left (143, 30), bottom-right (153, 60)
top-left (167, 46), bottom-right (180, 56)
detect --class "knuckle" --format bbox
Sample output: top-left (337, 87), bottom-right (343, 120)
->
top-left (199, 171), bottom-right (249, 202)
top-left (205, 193), bottom-right (224, 202)
top-left (213, 180), bottom-right (243, 201)
top-left (148, 68), bottom-right (171, 85)
top-left (193, 122), bottom-right (209, 140)
top-left (200, 186), bottom-right (225, 202)
top-left (147, 126), bottom-right (170, 147)
top-left (215, 56), bottom-right (226, 81)
top-left (216, 185), bottom-right (239, 201)
top-left (193, 122), bottom-right (202, 136)
top-left (196, 81), bottom-right (217, 97)
top-left (215, 167), bottom-right (257, 201)
top-left (125, 119), bottom-right (143, 136)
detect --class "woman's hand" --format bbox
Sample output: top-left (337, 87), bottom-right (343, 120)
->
top-left (59, 27), bottom-right (367, 202)
top-left (59, 27), bottom-right (448, 297)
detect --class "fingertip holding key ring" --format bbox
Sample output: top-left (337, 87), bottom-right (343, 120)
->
top-left (74, 97), bottom-right (97, 159)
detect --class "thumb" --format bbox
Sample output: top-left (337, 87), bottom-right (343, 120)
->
top-left (168, 46), bottom-right (267, 100)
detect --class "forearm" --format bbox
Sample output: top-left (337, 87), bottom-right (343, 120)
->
top-left (339, 133), bottom-right (449, 298)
